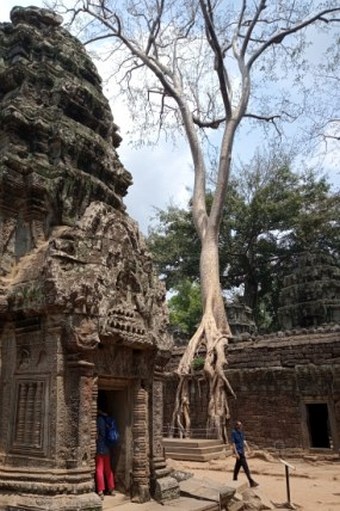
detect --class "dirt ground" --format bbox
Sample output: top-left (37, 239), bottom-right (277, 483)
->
top-left (167, 451), bottom-right (340, 511)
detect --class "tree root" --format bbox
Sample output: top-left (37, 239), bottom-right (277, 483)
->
top-left (169, 311), bottom-right (235, 442)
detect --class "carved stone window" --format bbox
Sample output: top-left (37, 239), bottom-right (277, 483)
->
top-left (11, 378), bottom-right (48, 456)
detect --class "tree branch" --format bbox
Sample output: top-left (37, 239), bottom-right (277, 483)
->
top-left (247, 8), bottom-right (340, 70)
top-left (145, 0), bottom-right (164, 57)
top-left (199, 0), bottom-right (232, 120)
top-left (240, 0), bottom-right (267, 57)
top-left (192, 115), bottom-right (226, 129)
top-left (245, 113), bottom-right (282, 138)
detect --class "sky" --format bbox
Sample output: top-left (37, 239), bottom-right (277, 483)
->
top-left (1, 1), bottom-right (339, 234)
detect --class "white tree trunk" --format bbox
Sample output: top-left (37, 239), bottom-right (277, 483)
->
top-left (171, 224), bottom-right (235, 441)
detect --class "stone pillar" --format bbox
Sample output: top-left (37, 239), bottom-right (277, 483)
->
top-left (131, 382), bottom-right (150, 502)
top-left (63, 354), bottom-right (96, 472)
top-left (150, 364), bottom-right (180, 502)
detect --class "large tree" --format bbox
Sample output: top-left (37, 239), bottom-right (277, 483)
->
top-left (149, 162), bottom-right (340, 333)
top-left (55, 0), bottom-right (340, 439)
top-left (222, 159), bottom-right (340, 329)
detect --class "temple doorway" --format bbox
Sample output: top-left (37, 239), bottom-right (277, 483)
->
top-left (306, 402), bottom-right (332, 449)
top-left (97, 379), bottom-right (133, 494)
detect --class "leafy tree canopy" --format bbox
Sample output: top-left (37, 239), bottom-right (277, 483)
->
top-left (168, 279), bottom-right (202, 338)
top-left (148, 157), bottom-right (340, 333)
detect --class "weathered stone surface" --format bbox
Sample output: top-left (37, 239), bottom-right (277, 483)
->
top-left (278, 252), bottom-right (340, 329)
top-left (227, 302), bottom-right (257, 340)
top-left (164, 326), bottom-right (340, 451)
top-left (0, 4), bottom-right (130, 271)
top-left (0, 492), bottom-right (102, 511)
top-left (4, 202), bottom-right (170, 350)
top-left (179, 477), bottom-right (235, 507)
top-left (153, 476), bottom-right (181, 502)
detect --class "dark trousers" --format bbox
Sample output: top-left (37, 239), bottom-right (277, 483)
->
top-left (233, 453), bottom-right (252, 482)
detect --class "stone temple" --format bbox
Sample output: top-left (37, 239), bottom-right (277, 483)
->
top-left (0, 6), bottom-right (179, 510)
top-left (164, 250), bottom-right (340, 456)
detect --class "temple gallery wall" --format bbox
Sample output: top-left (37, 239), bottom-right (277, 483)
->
top-left (164, 251), bottom-right (340, 452)
top-left (164, 247), bottom-right (340, 453)
top-left (164, 326), bottom-right (340, 452)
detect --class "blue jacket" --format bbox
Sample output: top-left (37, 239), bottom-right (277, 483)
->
top-left (231, 428), bottom-right (245, 455)
top-left (96, 413), bottom-right (110, 455)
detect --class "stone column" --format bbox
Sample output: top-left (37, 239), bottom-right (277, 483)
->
top-left (64, 354), bottom-right (96, 473)
top-left (150, 364), bottom-right (180, 501)
top-left (131, 382), bottom-right (150, 502)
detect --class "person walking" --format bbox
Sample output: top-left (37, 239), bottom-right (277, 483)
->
top-left (95, 409), bottom-right (116, 499)
top-left (231, 420), bottom-right (259, 488)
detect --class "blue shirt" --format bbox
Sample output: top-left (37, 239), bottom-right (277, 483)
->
top-left (231, 428), bottom-right (245, 455)
top-left (96, 413), bottom-right (110, 455)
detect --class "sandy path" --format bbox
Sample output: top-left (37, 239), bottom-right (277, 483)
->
top-left (168, 453), bottom-right (340, 510)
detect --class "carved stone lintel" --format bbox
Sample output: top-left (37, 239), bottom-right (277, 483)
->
top-left (63, 317), bottom-right (100, 353)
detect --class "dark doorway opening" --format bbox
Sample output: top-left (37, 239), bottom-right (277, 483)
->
top-left (306, 403), bottom-right (332, 448)
top-left (97, 387), bottom-right (131, 494)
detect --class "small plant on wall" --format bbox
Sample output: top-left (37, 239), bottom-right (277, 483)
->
top-left (192, 356), bottom-right (205, 372)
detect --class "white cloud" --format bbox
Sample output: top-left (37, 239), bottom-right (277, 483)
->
top-left (304, 137), bottom-right (340, 190)
top-left (120, 140), bottom-right (193, 234)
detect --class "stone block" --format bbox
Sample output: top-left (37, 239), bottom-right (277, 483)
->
top-left (153, 476), bottom-right (181, 502)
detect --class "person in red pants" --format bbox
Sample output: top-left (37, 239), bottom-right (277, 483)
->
top-left (95, 409), bottom-right (115, 499)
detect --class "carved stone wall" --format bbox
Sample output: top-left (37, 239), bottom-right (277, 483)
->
top-left (278, 252), bottom-right (340, 329)
top-left (164, 326), bottom-right (340, 451)
top-left (0, 6), bottom-right (175, 510)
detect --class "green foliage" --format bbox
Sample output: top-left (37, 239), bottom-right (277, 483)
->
top-left (228, 163), bottom-right (339, 330)
top-left (147, 157), bottom-right (339, 334)
top-left (191, 356), bottom-right (205, 371)
top-left (148, 207), bottom-right (199, 290)
top-left (168, 279), bottom-right (202, 337)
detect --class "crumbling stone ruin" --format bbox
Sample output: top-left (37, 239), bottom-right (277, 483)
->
top-left (166, 326), bottom-right (340, 453)
top-left (164, 251), bottom-right (340, 453)
top-left (0, 6), bottom-right (179, 510)
top-left (278, 251), bottom-right (340, 329)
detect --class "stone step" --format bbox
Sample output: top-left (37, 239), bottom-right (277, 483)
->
top-left (165, 451), bottom-right (226, 462)
top-left (103, 494), bottom-right (221, 510)
top-left (163, 438), bottom-right (224, 448)
top-left (180, 476), bottom-right (236, 510)
top-left (165, 444), bottom-right (227, 455)
top-left (163, 438), bottom-right (227, 462)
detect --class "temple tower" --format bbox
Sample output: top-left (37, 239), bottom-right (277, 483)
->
top-left (0, 6), bottom-right (178, 510)
top-left (278, 251), bottom-right (340, 330)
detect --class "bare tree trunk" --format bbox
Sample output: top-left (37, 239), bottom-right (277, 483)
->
top-left (170, 225), bottom-right (235, 441)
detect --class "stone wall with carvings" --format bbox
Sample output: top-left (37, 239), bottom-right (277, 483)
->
top-left (164, 326), bottom-right (340, 451)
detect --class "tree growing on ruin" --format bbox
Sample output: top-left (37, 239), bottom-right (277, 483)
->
top-left (55, 0), bottom-right (340, 440)
top-left (149, 163), bottom-right (340, 333)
